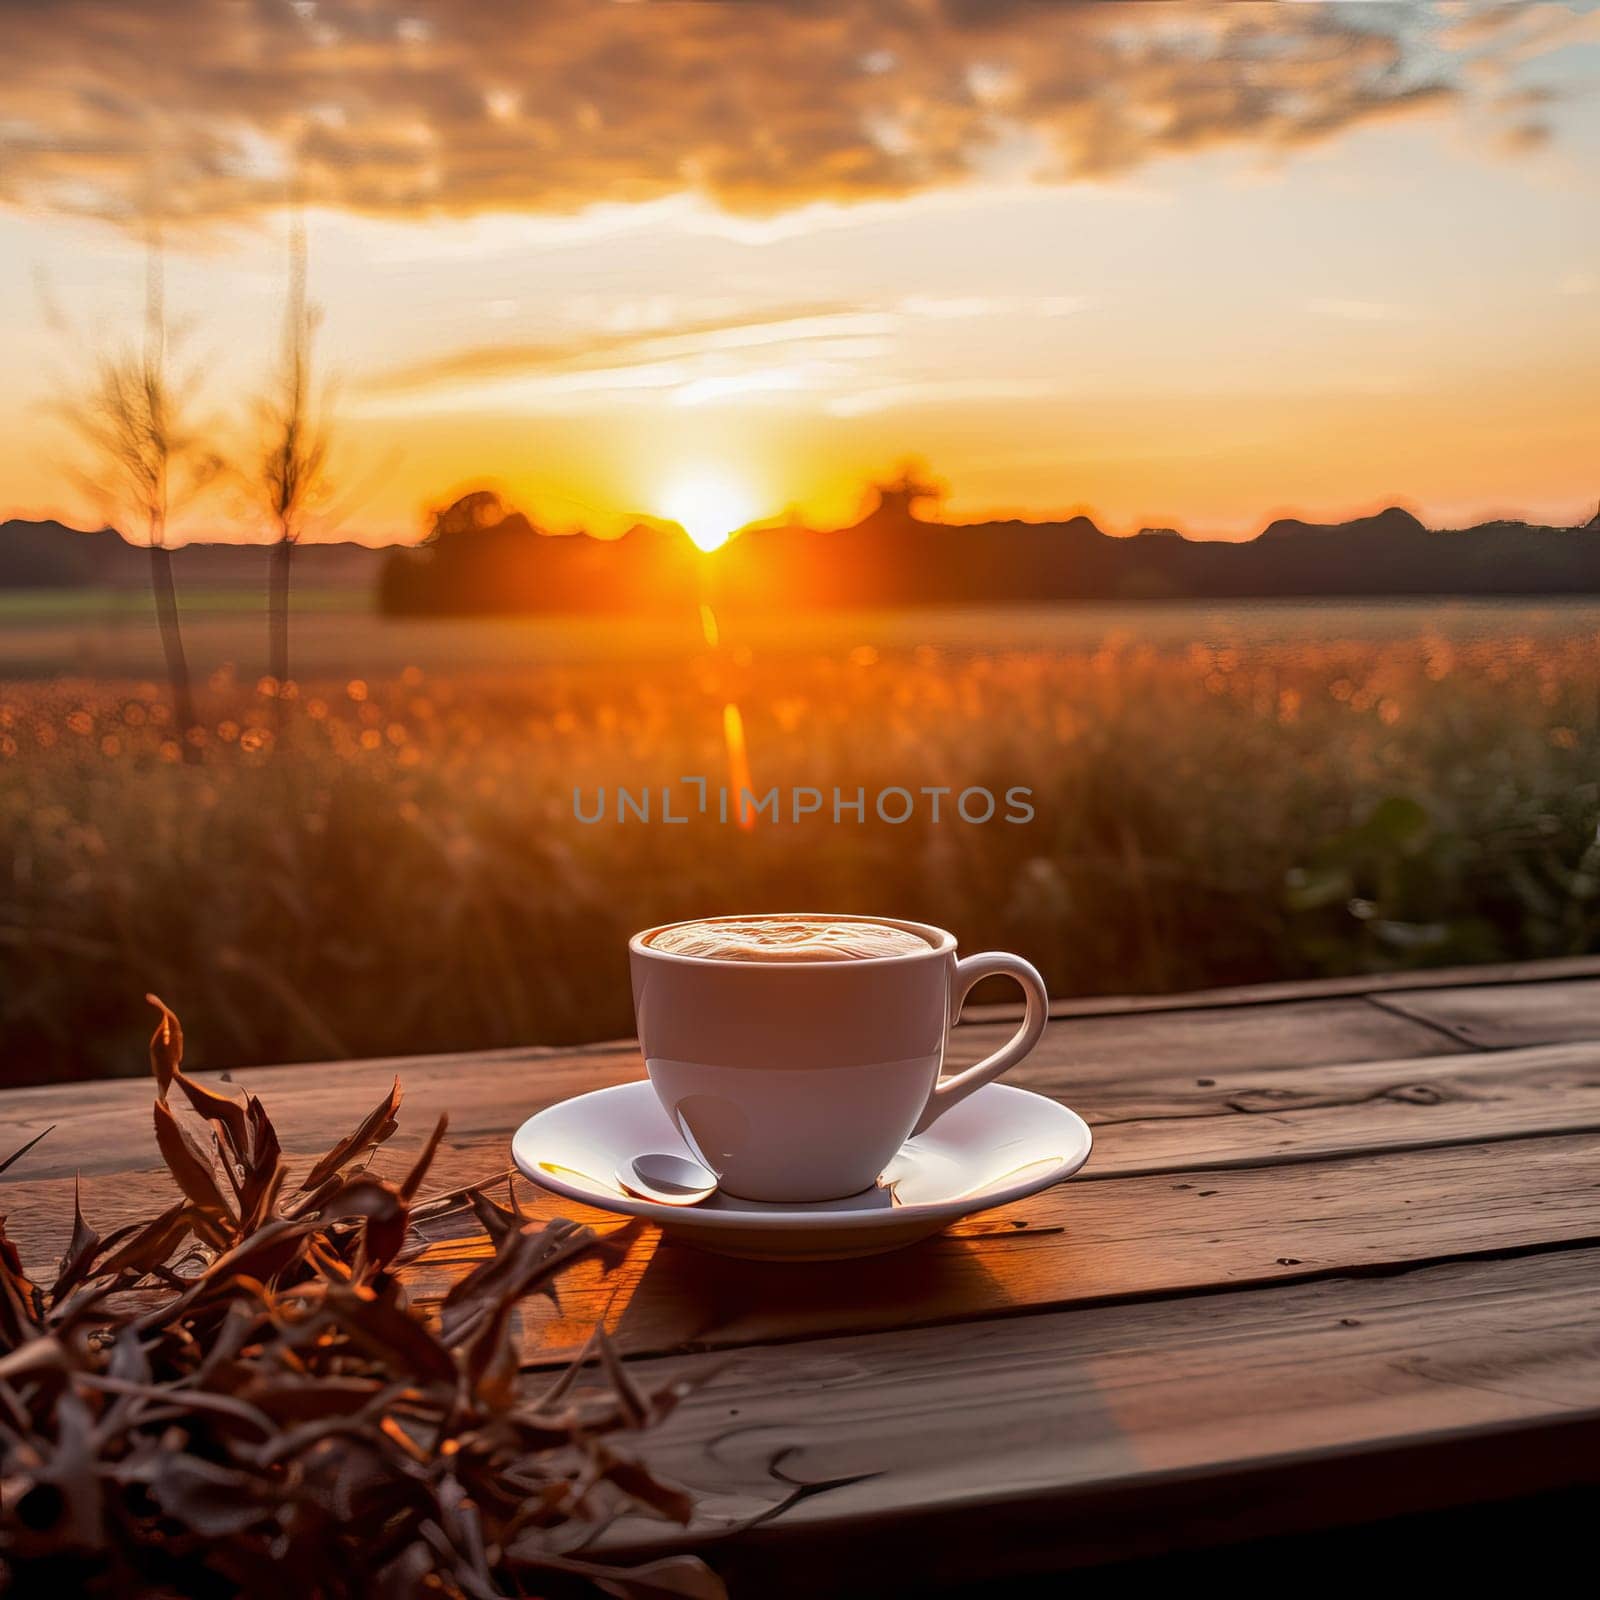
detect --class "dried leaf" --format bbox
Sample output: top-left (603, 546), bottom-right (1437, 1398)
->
top-left (199, 1216), bottom-right (314, 1290)
top-left (32, 1388), bottom-right (103, 1550)
top-left (107, 1325), bottom-right (152, 1385)
top-left (149, 1451), bottom-right (277, 1538)
top-left (0, 1000), bottom-right (713, 1597)
top-left (440, 1217), bottom-right (598, 1340)
top-left (592, 1445), bottom-right (695, 1523)
top-left (312, 1175), bottom-right (403, 1227)
top-left (49, 1177), bottom-right (102, 1300)
top-left (239, 1159), bottom-right (287, 1236)
top-left (321, 1281), bottom-right (458, 1387)
top-left (153, 1099), bottom-right (233, 1219)
top-left (299, 1078), bottom-right (403, 1191)
top-left (0, 1123), bottom-right (53, 1179)
top-left (467, 1186), bottom-right (519, 1245)
top-left (95, 1199), bottom-right (191, 1278)
top-left (0, 1334), bottom-right (68, 1384)
top-left (245, 1377), bottom-right (393, 1427)
top-left (459, 1288), bottom-right (520, 1409)
top-left (592, 1322), bottom-right (653, 1431)
top-left (398, 1114), bottom-right (448, 1203)
top-left (237, 1095), bottom-right (283, 1226)
top-left (312, 1174), bottom-right (409, 1270)
top-left (174, 1070), bottom-right (252, 1165)
top-left (145, 992), bottom-right (183, 1098)
top-left (0, 1218), bottom-right (43, 1346)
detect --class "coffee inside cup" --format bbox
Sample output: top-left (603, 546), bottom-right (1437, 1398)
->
top-left (644, 916), bottom-right (931, 963)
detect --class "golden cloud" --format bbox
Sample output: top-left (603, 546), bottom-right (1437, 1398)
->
top-left (365, 303), bottom-right (872, 392)
top-left (0, 0), bottom-right (1569, 224)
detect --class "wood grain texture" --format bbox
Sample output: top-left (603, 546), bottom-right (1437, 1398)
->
top-left (300, 1033), bottom-right (1600, 1207)
top-left (1064, 1039), bottom-right (1600, 1174)
top-left (8, 1122), bottom-right (1598, 1366)
top-left (965, 953), bottom-right (1600, 1020)
top-left (4, 1002), bottom-right (1599, 1365)
top-left (3, 963), bottom-right (1588, 1188)
top-left (601, 1249), bottom-right (1600, 1593)
top-left (962, 995), bottom-right (1460, 1087)
top-left (1374, 979), bottom-right (1600, 1050)
top-left (0, 994), bottom-right (1459, 1188)
top-left (3, 962), bottom-right (1599, 1581)
top-left (391, 1129), bottom-right (1600, 1363)
top-left (7, 1031), bottom-right (1597, 1228)
top-left (0, 992), bottom-right (1465, 1196)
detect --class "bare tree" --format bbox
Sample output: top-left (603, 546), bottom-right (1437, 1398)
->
top-left (66, 236), bottom-right (217, 755)
top-left (256, 214), bottom-right (332, 713)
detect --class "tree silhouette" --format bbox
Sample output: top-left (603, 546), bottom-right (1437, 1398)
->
top-left (64, 236), bottom-right (218, 753)
top-left (256, 214), bottom-right (333, 715)
top-left (870, 460), bottom-right (946, 524)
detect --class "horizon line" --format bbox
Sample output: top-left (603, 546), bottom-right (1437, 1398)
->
top-left (4, 491), bottom-right (1598, 553)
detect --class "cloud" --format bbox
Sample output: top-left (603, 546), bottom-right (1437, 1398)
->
top-left (353, 300), bottom-right (904, 414)
top-left (0, 1), bottom-right (1567, 226)
top-left (364, 304), bottom-right (890, 393)
top-left (364, 292), bottom-right (1093, 408)
top-left (1439, 1), bottom-right (1600, 59)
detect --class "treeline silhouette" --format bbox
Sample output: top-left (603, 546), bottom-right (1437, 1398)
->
top-left (0, 521), bottom-right (379, 589)
top-left (378, 480), bottom-right (1600, 614)
top-left (9, 478), bottom-right (1600, 615)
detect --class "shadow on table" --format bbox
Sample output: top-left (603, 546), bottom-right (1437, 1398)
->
top-left (413, 1195), bottom-right (1084, 1364)
top-left (606, 1218), bottom-right (1068, 1356)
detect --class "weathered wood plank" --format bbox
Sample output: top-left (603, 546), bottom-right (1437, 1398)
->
top-left (8, 1028), bottom-right (1595, 1220)
top-left (966, 953), bottom-right (1600, 1021)
top-left (1374, 979), bottom-right (1600, 1050)
top-left (2, 962), bottom-right (1595, 1584)
top-left (601, 1249), bottom-right (1600, 1593)
top-left (5, 1023), bottom-right (1599, 1365)
top-left (1043, 1040), bottom-right (1600, 1174)
top-left (0, 996), bottom-right (1454, 1186)
top-left (4, 970), bottom-right (1596, 1367)
top-left (12, 1126), bottom-right (1598, 1365)
top-left (397, 1131), bottom-right (1600, 1362)
top-left (388, 1036), bottom-right (1600, 1196)
top-left (371, 1036), bottom-right (1600, 1197)
top-left (955, 995), bottom-right (1460, 1087)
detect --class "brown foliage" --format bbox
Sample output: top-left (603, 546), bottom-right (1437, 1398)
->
top-left (0, 999), bottom-right (723, 1598)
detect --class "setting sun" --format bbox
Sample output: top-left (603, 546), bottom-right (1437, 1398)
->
top-left (660, 473), bottom-right (758, 553)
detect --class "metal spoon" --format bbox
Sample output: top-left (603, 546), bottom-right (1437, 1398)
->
top-left (617, 1152), bottom-right (719, 1206)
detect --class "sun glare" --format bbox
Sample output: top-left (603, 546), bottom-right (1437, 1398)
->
top-left (660, 473), bottom-right (757, 553)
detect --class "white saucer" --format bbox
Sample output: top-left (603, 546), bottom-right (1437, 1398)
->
top-left (511, 1080), bottom-right (1092, 1260)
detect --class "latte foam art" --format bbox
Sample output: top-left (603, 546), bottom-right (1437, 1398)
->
top-left (646, 917), bottom-right (930, 963)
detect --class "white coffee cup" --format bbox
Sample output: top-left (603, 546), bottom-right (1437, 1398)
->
top-left (629, 914), bottom-right (1048, 1202)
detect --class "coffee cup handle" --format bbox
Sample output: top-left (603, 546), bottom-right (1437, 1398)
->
top-left (911, 952), bottom-right (1049, 1136)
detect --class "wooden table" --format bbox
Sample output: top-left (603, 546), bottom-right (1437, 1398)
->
top-left (4, 958), bottom-right (1599, 1591)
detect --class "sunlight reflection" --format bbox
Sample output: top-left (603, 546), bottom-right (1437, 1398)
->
top-left (723, 701), bottom-right (755, 829)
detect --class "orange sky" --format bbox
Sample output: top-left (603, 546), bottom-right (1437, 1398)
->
top-left (1, 1), bottom-right (1596, 545)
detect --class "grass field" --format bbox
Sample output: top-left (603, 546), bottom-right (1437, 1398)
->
top-left (5, 597), bottom-right (1600, 1083)
top-left (9, 589), bottom-right (1600, 676)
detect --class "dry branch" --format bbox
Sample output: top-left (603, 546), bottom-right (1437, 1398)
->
top-left (0, 999), bottom-right (723, 1599)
